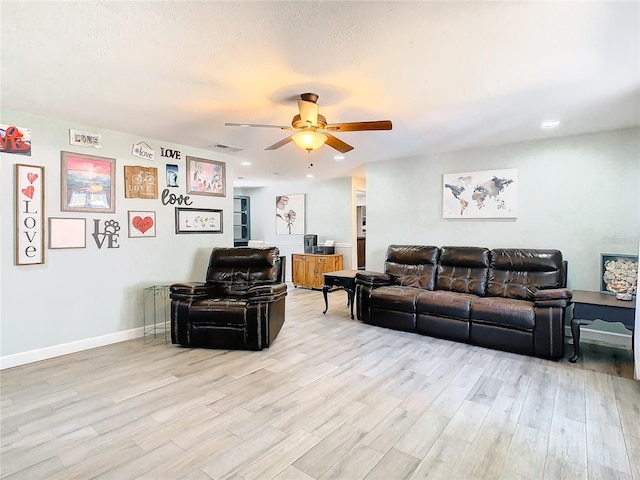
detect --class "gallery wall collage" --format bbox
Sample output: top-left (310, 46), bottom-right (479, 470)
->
top-left (2, 124), bottom-right (227, 266)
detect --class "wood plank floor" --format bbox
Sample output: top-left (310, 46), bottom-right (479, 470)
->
top-left (1, 286), bottom-right (639, 480)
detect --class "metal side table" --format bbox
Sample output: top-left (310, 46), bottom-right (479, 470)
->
top-left (143, 284), bottom-right (171, 343)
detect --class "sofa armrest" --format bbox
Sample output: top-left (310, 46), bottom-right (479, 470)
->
top-left (355, 271), bottom-right (392, 288)
top-left (170, 282), bottom-right (219, 301)
top-left (534, 288), bottom-right (572, 308)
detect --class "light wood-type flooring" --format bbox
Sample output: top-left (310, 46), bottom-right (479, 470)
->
top-left (1, 286), bottom-right (639, 480)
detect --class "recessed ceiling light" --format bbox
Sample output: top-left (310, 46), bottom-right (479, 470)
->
top-left (306, 173), bottom-right (314, 178)
top-left (334, 155), bottom-right (345, 161)
top-left (241, 161), bottom-right (251, 166)
top-left (541, 120), bottom-right (560, 129)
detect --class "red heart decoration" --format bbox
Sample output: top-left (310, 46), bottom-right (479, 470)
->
top-left (21, 185), bottom-right (35, 199)
top-left (132, 216), bottom-right (153, 234)
top-left (27, 172), bottom-right (38, 184)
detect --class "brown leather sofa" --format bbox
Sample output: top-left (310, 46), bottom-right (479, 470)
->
top-left (355, 245), bottom-right (572, 359)
top-left (170, 246), bottom-right (287, 350)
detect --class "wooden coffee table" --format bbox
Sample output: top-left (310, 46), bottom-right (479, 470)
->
top-left (569, 290), bottom-right (636, 363)
top-left (322, 270), bottom-right (358, 319)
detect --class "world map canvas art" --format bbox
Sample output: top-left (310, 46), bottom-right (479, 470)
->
top-left (443, 168), bottom-right (518, 219)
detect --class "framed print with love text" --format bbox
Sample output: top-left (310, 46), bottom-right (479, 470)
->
top-left (15, 163), bottom-right (45, 265)
top-left (128, 211), bottom-right (156, 238)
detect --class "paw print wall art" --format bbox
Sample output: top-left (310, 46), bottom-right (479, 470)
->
top-left (91, 219), bottom-right (120, 249)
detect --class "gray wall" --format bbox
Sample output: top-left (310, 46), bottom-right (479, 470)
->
top-left (1, 110), bottom-right (234, 363)
top-left (237, 175), bottom-right (357, 278)
top-left (366, 127), bottom-right (640, 294)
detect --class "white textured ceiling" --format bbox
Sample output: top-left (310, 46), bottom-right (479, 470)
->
top-left (2, 1), bottom-right (639, 187)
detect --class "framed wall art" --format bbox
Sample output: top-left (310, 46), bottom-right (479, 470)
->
top-left (48, 217), bottom-right (86, 249)
top-left (600, 253), bottom-right (638, 297)
top-left (1, 124), bottom-right (32, 155)
top-left (443, 168), bottom-right (518, 219)
top-left (186, 156), bottom-right (225, 197)
top-left (128, 211), bottom-right (156, 238)
top-left (175, 207), bottom-right (223, 234)
top-left (61, 151), bottom-right (116, 213)
top-left (15, 163), bottom-right (44, 265)
top-left (276, 194), bottom-right (305, 234)
top-left (124, 166), bottom-right (158, 199)
top-left (166, 164), bottom-right (179, 187)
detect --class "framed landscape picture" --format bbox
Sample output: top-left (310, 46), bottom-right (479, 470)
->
top-left (186, 156), bottom-right (225, 197)
top-left (61, 151), bottom-right (116, 213)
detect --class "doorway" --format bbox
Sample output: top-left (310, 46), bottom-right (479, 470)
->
top-left (356, 189), bottom-right (366, 269)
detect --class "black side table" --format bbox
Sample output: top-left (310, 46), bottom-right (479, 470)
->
top-left (569, 290), bottom-right (636, 363)
top-left (323, 270), bottom-right (358, 319)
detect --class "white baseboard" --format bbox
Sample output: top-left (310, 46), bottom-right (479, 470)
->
top-left (564, 325), bottom-right (632, 349)
top-left (0, 327), bottom-right (144, 370)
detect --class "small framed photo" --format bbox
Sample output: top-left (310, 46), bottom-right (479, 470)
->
top-left (600, 253), bottom-right (638, 296)
top-left (15, 164), bottom-right (45, 265)
top-left (186, 156), bottom-right (225, 197)
top-left (61, 151), bottom-right (116, 213)
top-left (128, 211), bottom-right (156, 238)
top-left (175, 207), bottom-right (223, 234)
top-left (48, 218), bottom-right (86, 249)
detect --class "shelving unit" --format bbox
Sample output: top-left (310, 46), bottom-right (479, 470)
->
top-left (233, 195), bottom-right (251, 246)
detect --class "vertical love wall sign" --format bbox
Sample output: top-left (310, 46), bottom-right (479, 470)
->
top-left (15, 164), bottom-right (45, 265)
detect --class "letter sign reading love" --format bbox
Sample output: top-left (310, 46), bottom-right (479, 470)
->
top-left (161, 188), bottom-right (192, 206)
top-left (15, 164), bottom-right (44, 265)
top-left (160, 147), bottom-right (181, 160)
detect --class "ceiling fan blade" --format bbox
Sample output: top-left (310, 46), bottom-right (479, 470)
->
top-left (297, 100), bottom-right (319, 127)
top-left (324, 120), bottom-right (393, 132)
top-left (225, 122), bottom-right (291, 130)
top-left (325, 133), bottom-right (354, 153)
top-left (265, 136), bottom-right (294, 150)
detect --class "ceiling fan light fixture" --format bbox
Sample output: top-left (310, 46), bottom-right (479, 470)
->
top-left (292, 130), bottom-right (327, 152)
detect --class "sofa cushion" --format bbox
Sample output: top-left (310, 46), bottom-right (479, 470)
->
top-left (385, 245), bottom-right (439, 289)
top-left (487, 249), bottom-right (564, 300)
top-left (435, 246), bottom-right (490, 296)
top-left (416, 290), bottom-right (474, 320)
top-left (470, 296), bottom-right (535, 331)
top-left (370, 286), bottom-right (422, 313)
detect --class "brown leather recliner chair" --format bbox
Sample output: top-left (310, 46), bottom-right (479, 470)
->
top-left (170, 247), bottom-right (287, 350)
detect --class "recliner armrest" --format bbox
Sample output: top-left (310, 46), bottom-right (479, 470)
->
top-left (170, 282), bottom-right (220, 301)
top-left (245, 283), bottom-right (288, 299)
top-left (534, 288), bottom-right (572, 308)
top-left (355, 271), bottom-right (392, 288)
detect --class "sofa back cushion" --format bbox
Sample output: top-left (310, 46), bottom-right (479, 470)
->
top-left (436, 246), bottom-right (490, 296)
top-left (384, 245), bottom-right (439, 289)
top-left (206, 247), bottom-right (281, 292)
top-left (487, 249), bottom-right (565, 300)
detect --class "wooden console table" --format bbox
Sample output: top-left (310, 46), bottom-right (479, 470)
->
top-left (569, 290), bottom-right (636, 363)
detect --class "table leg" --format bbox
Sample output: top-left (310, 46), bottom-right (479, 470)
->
top-left (323, 286), bottom-right (329, 315)
top-left (569, 317), bottom-right (582, 363)
top-left (348, 289), bottom-right (355, 319)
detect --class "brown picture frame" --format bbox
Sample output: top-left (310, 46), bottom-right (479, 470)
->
top-left (186, 156), bottom-right (226, 197)
top-left (15, 163), bottom-right (45, 265)
top-left (61, 151), bottom-right (116, 213)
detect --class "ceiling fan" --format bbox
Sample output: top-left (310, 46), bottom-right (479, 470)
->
top-left (225, 93), bottom-right (392, 153)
